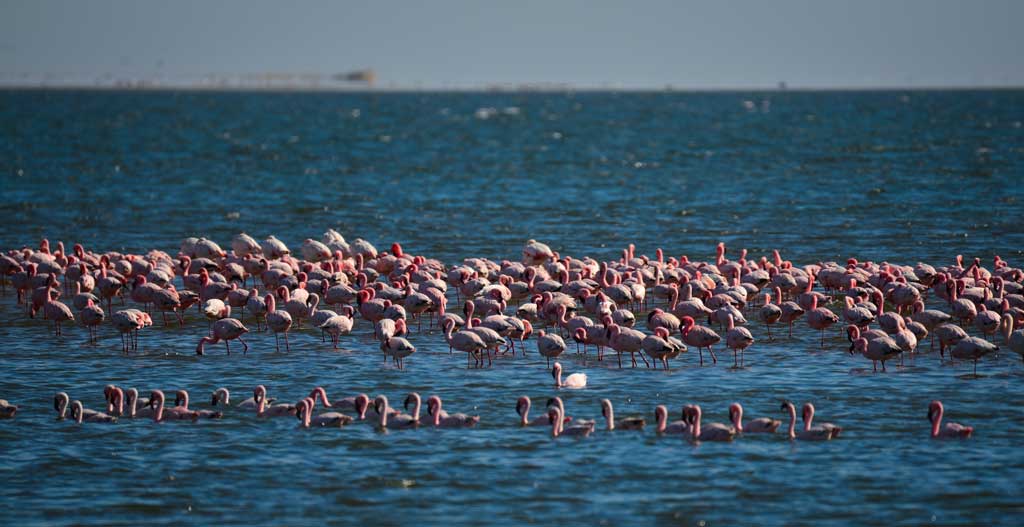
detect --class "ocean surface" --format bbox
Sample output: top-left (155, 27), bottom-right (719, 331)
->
top-left (1, 89), bottom-right (1023, 526)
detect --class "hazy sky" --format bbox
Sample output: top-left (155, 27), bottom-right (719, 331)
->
top-left (2, 0), bottom-right (1022, 88)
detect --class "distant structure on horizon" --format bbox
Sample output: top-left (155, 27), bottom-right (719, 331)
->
top-left (332, 70), bottom-right (376, 85)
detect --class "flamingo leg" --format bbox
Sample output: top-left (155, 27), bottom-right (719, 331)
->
top-left (225, 340), bottom-right (231, 355)
top-left (638, 353), bottom-right (650, 368)
top-left (708, 346), bottom-right (718, 364)
top-left (239, 336), bottom-right (248, 354)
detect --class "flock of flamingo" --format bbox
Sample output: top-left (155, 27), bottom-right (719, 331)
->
top-left (2, 232), bottom-right (1022, 440)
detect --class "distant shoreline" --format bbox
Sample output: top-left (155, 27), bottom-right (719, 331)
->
top-left (1, 83), bottom-right (1022, 94)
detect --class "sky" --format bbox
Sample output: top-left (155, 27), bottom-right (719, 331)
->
top-left (2, 0), bottom-right (1023, 89)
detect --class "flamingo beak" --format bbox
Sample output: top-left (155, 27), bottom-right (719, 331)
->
top-left (403, 396), bottom-right (412, 411)
top-left (53, 397), bottom-right (60, 412)
top-left (927, 408), bottom-right (935, 422)
top-left (211, 395), bottom-right (218, 406)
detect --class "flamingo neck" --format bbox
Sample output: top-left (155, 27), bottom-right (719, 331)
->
top-left (605, 404), bottom-right (614, 431)
top-left (931, 408), bottom-right (942, 437)
top-left (786, 406), bottom-right (796, 439)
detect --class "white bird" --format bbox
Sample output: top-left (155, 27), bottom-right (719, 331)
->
top-left (551, 361), bottom-right (587, 389)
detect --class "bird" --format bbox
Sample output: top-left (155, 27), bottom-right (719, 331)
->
top-left (653, 405), bottom-right (692, 435)
top-left (1001, 313), bottom-right (1024, 363)
top-left (760, 293), bottom-right (783, 340)
top-left (296, 397), bottom-right (353, 428)
top-left (196, 310), bottom-right (249, 355)
top-left (381, 334), bottom-right (417, 369)
top-left (253, 385), bottom-right (297, 418)
top-left (69, 400), bottom-right (117, 424)
top-left (806, 296), bottom-right (840, 348)
top-left (443, 318), bottom-right (488, 367)
top-left (172, 390), bottom-right (223, 419)
top-left (320, 312), bottom-right (356, 349)
top-left (927, 400), bottom-right (973, 439)
top-left (148, 389), bottom-right (198, 422)
top-left (548, 405), bottom-right (593, 438)
top-left (728, 403), bottom-right (780, 434)
top-left (606, 322), bottom-right (649, 368)
top-left (79, 298), bottom-right (105, 344)
top-left (0, 399), bottom-right (17, 419)
top-left (684, 404), bottom-right (735, 442)
top-left (849, 327), bottom-right (903, 372)
top-left (801, 403), bottom-right (842, 438)
top-left (599, 399), bottom-right (645, 431)
top-left (950, 337), bottom-right (999, 376)
top-left (425, 395), bottom-right (479, 427)
top-left (680, 315), bottom-right (721, 365)
top-left (724, 313), bottom-right (755, 367)
top-left (781, 401), bottom-right (835, 441)
top-left (515, 395), bottom-right (561, 427)
top-left (551, 361), bottom-right (587, 389)
top-left (536, 330), bottom-right (567, 368)
top-left (264, 293), bottom-right (293, 353)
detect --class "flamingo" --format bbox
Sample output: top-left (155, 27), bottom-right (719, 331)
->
top-left (849, 327), bottom-right (902, 372)
top-left (724, 313), bottom-right (754, 367)
top-left (548, 406), bottom-right (593, 438)
top-left (728, 403), bottom-right (780, 433)
top-left (684, 404), bottom-right (735, 442)
top-left (653, 405), bottom-right (692, 435)
top-left (515, 395), bottom-right (561, 427)
top-left (307, 387), bottom-right (370, 417)
top-left (212, 387), bottom-right (275, 411)
top-left (196, 307), bottom-right (249, 355)
top-left (950, 337), bottom-right (998, 376)
top-left (70, 400), bottom-right (117, 424)
top-left (443, 318), bottom-right (488, 367)
top-left (173, 390), bottom-right (223, 419)
top-left (642, 327), bottom-right (677, 370)
top-left (425, 395), bottom-right (479, 427)
top-left (606, 321), bottom-right (649, 368)
top-left (806, 296), bottom-right (839, 348)
top-left (536, 330), bottom-right (567, 367)
top-left (264, 293), bottom-right (293, 353)
top-left (927, 400), bottom-right (973, 438)
top-left (79, 298), bottom-right (105, 343)
top-left (777, 286), bottom-right (805, 338)
top-left (1000, 313), bottom-right (1024, 363)
top-left (552, 361), bottom-right (587, 389)
top-left (111, 309), bottom-right (149, 353)
top-left (680, 315), bottom-right (720, 365)
top-left (42, 293), bottom-right (74, 337)
top-left (760, 293), bottom-right (782, 340)
top-left (0, 399), bottom-right (17, 419)
top-left (253, 385), bottom-right (297, 417)
top-left (148, 390), bottom-right (198, 422)
top-left (781, 401), bottom-right (835, 441)
top-left (801, 403), bottom-right (842, 438)
top-left (599, 399), bottom-right (645, 431)
top-left (296, 398), bottom-right (353, 428)
top-left (320, 309), bottom-right (356, 349)
top-left (381, 333), bottom-right (417, 369)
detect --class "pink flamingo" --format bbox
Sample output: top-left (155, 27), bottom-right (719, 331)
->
top-left (654, 405), bottom-right (692, 435)
top-left (806, 296), bottom-right (839, 348)
top-left (600, 399), bottom-right (645, 431)
top-left (426, 395), bottom-right (479, 427)
top-left (265, 293), bottom-right (293, 353)
top-left (950, 336), bottom-right (998, 376)
top-left (148, 389), bottom-right (198, 422)
top-left (296, 398), bottom-right (353, 428)
top-left (607, 322), bottom-right (649, 368)
top-left (781, 401), bottom-right (835, 441)
top-left (680, 315), bottom-right (720, 365)
top-left (685, 404), bottom-right (735, 442)
top-left (42, 293), bottom-right (75, 336)
top-left (927, 400), bottom-right (973, 438)
top-left (548, 405), bottom-right (593, 438)
top-left (777, 286), bottom-right (805, 337)
top-left (552, 361), bottom-right (587, 389)
top-left (515, 395), bottom-right (563, 427)
top-left (173, 390), bottom-right (223, 419)
top-left (536, 330), bottom-right (567, 367)
top-left (308, 387), bottom-right (370, 417)
top-left (253, 385), bottom-right (297, 417)
top-left (729, 403), bottom-right (780, 434)
top-left (443, 318), bottom-right (488, 367)
top-left (801, 403), bottom-right (842, 438)
top-left (760, 293), bottom-right (782, 341)
top-left (724, 313), bottom-right (754, 367)
top-left (196, 306), bottom-right (249, 355)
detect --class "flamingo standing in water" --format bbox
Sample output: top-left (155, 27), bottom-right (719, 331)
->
top-left (196, 306), bottom-right (249, 355)
top-left (443, 318), bottom-right (488, 367)
top-left (806, 296), bottom-right (839, 348)
top-left (950, 336), bottom-right (998, 376)
top-left (79, 298), bottom-right (105, 343)
top-left (927, 400), bottom-right (973, 438)
top-left (680, 315), bottom-right (720, 365)
top-left (265, 293), bottom-right (293, 353)
top-left (536, 330), bottom-right (566, 367)
top-left (724, 313), bottom-right (754, 367)
top-left (760, 293), bottom-right (782, 341)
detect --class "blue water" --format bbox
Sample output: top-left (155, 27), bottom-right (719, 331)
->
top-left (1, 89), bottom-right (1024, 526)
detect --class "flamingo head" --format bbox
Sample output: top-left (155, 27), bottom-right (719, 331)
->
top-left (550, 362), bottom-right (563, 380)
top-left (728, 403), bottom-right (743, 424)
top-left (515, 396), bottom-right (530, 417)
top-left (573, 327), bottom-right (587, 343)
